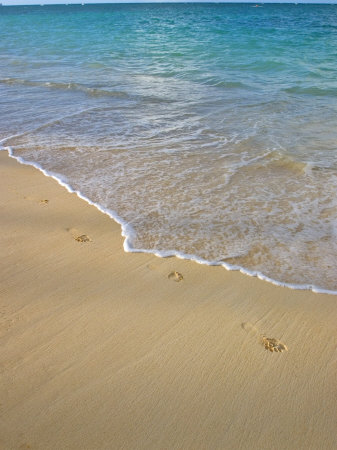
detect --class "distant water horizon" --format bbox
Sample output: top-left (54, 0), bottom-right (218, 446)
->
top-left (1, 3), bottom-right (337, 293)
top-left (2, 2), bottom-right (337, 6)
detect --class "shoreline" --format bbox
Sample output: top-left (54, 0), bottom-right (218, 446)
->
top-left (1, 150), bottom-right (336, 449)
top-left (2, 146), bottom-right (336, 296)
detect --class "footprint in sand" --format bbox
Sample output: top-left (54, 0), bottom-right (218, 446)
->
top-left (23, 195), bottom-right (49, 206)
top-left (261, 336), bottom-right (288, 353)
top-left (67, 227), bottom-right (92, 243)
top-left (74, 234), bottom-right (91, 243)
top-left (241, 322), bottom-right (288, 353)
top-left (168, 271), bottom-right (184, 282)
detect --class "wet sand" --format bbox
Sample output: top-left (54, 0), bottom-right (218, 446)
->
top-left (0, 151), bottom-right (336, 450)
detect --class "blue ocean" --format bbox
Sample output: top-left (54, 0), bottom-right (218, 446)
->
top-left (1, 3), bottom-right (337, 293)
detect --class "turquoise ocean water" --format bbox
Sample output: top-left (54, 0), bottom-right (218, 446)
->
top-left (1, 3), bottom-right (337, 293)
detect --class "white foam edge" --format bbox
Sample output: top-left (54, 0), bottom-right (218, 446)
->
top-left (1, 145), bottom-right (336, 296)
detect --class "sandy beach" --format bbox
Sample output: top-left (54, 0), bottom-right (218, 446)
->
top-left (0, 150), bottom-right (336, 450)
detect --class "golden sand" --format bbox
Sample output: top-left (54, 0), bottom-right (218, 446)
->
top-left (0, 151), bottom-right (336, 450)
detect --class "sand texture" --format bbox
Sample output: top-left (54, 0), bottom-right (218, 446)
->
top-left (0, 151), bottom-right (336, 450)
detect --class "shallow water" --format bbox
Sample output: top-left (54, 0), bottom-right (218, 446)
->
top-left (1, 3), bottom-right (337, 292)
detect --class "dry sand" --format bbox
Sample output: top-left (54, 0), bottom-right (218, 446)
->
top-left (0, 151), bottom-right (336, 450)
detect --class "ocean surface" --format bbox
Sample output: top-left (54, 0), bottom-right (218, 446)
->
top-left (1, 3), bottom-right (337, 293)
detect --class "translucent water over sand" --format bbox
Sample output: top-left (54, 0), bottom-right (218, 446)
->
top-left (1, 3), bottom-right (337, 292)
